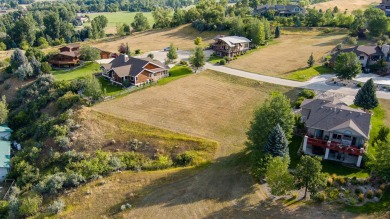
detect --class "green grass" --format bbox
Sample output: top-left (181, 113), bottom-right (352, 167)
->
top-left (285, 65), bottom-right (333, 82)
top-left (86, 11), bottom-right (154, 28)
top-left (321, 160), bottom-right (369, 178)
top-left (344, 188), bottom-right (390, 214)
top-left (208, 56), bottom-right (225, 64)
top-left (99, 77), bottom-right (124, 96)
top-left (289, 136), bottom-right (303, 169)
top-left (368, 105), bottom-right (386, 155)
top-left (52, 62), bottom-right (101, 81)
top-left (157, 65), bottom-right (192, 85)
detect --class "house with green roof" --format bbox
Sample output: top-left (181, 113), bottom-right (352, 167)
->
top-left (0, 140), bottom-right (10, 181)
top-left (0, 125), bottom-right (12, 141)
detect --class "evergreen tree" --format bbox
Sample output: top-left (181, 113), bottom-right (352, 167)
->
top-left (307, 53), bottom-right (315, 67)
top-left (264, 124), bottom-right (289, 157)
top-left (354, 79), bottom-right (379, 110)
top-left (275, 26), bottom-right (281, 38)
top-left (167, 43), bottom-right (178, 61)
top-left (126, 43), bottom-right (131, 56)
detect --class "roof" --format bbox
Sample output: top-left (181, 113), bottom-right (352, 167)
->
top-left (256, 4), bottom-right (304, 13)
top-left (214, 36), bottom-right (251, 47)
top-left (61, 44), bottom-right (80, 49)
top-left (56, 51), bottom-right (80, 58)
top-left (0, 125), bottom-right (12, 133)
top-left (102, 55), bottom-right (169, 77)
top-left (330, 45), bottom-right (385, 63)
top-left (0, 140), bottom-right (10, 168)
top-left (301, 98), bottom-right (371, 139)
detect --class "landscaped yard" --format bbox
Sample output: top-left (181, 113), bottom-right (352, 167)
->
top-left (52, 62), bottom-right (100, 81)
top-left (285, 65), bottom-right (333, 82)
top-left (99, 77), bottom-right (123, 96)
top-left (85, 12), bottom-right (154, 34)
top-left (93, 24), bottom-right (226, 53)
top-left (227, 29), bottom-right (346, 77)
top-left (158, 65), bottom-right (192, 85)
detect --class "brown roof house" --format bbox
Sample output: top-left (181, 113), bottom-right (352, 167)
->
top-left (254, 4), bottom-right (305, 17)
top-left (101, 54), bottom-right (169, 86)
top-left (49, 44), bottom-right (81, 67)
top-left (212, 35), bottom-right (251, 58)
top-left (330, 45), bottom-right (390, 69)
top-left (300, 97), bottom-right (371, 167)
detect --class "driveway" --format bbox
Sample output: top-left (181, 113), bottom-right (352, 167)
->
top-left (137, 50), bottom-right (390, 100)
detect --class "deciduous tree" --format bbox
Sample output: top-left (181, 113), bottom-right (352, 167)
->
top-left (334, 52), bottom-right (362, 80)
top-left (80, 45), bottom-right (100, 61)
top-left (368, 140), bottom-right (390, 182)
top-left (167, 43), bottom-right (178, 61)
top-left (295, 156), bottom-right (326, 199)
top-left (131, 13), bottom-right (150, 32)
top-left (0, 95), bottom-right (8, 124)
top-left (190, 46), bottom-right (205, 71)
top-left (266, 156), bottom-right (294, 196)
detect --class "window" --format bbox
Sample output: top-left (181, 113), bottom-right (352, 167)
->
top-left (130, 76), bottom-right (135, 81)
top-left (333, 134), bottom-right (342, 140)
top-left (359, 56), bottom-right (365, 60)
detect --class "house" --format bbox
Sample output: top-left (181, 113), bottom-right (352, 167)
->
top-left (76, 13), bottom-right (89, 23)
top-left (49, 44), bottom-right (81, 67)
top-left (300, 97), bottom-right (371, 167)
top-left (94, 48), bottom-right (113, 59)
top-left (379, 0), bottom-right (390, 16)
top-left (212, 35), bottom-right (251, 58)
top-left (254, 4), bottom-right (305, 17)
top-left (0, 140), bottom-right (10, 181)
top-left (330, 45), bottom-right (390, 68)
top-left (0, 125), bottom-right (12, 141)
top-left (101, 54), bottom-right (169, 86)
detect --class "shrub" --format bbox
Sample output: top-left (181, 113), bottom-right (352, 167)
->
top-left (64, 173), bottom-right (85, 188)
top-left (357, 82), bottom-right (363, 88)
top-left (355, 188), bottom-right (362, 195)
top-left (174, 151), bottom-right (206, 166)
top-left (358, 193), bottom-right (365, 202)
top-left (329, 188), bottom-right (340, 200)
top-left (380, 183), bottom-right (386, 190)
top-left (143, 155), bottom-right (173, 170)
top-left (327, 177), bottom-right (333, 186)
top-left (313, 191), bottom-right (326, 202)
top-left (118, 152), bottom-right (147, 170)
top-left (56, 92), bottom-right (82, 111)
top-left (351, 177), bottom-right (359, 185)
top-left (366, 190), bottom-right (374, 199)
top-left (375, 189), bottom-right (383, 197)
top-left (179, 60), bottom-right (188, 66)
top-left (35, 173), bottom-right (66, 195)
top-left (135, 49), bottom-right (141, 54)
top-left (54, 136), bottom-right (71, 149)
top-left (0, 200), bottom-right (9, 215)
top-left (47, 199), bottom-right (65, 215)
top-left (219, 59), bottom-right (226, 65)
top-left (294, 96), bottom-right (305, 108)
top-left (345, 36), bottom-right (357, 45)
top-left (299, 89), bottom-right (316, 99)
top-left (147, 53), bottom-right (154, 59)
top-left (335, 177), bottom-right (346, 185)
top-left (18, 194), bottom-right (42, 217)
top-left (41, 62), bottom-right (52, 73)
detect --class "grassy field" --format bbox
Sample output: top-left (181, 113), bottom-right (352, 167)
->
top-left (158, 65), bottom-right (192, 85)
top-left (310, 0), bottom-right (381, 12)
top-left (85, 12), bottom-right (154, 34)
top-left (285, 65), bottom-right (333, 81)
top-left (93, 24), bottom-right (226, 53)
top-left (52, 62), bottom-right (100, 81)
top-left (227, 29), bottom-right (346, 77)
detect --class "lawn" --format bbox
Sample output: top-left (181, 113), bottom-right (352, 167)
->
top-left (227, 29), bottom-right (346, 77)
top-left (157, 65), bottom-right (192, 85)
top-left (98, 77), bottom-right (123, 96)
top-left (208, 55), bottom-right (225, 64)
top-left (85, 11), bottom-right (154, 34)
top-left (289, 136), bottom-right (302, 169)
top-left (285, 65), bottom-right (333, 82)
top-left (52, 62), bottom-right (100, 81)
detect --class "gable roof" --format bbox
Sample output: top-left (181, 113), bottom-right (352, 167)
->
top-left (301, 98), bottom-right (371, 139)
top-left (0, 140), bottom-right (10, 168)
top-left (55, 51), bottom-right (80, 58)
top-left (61, 44), bottom-right (80, 49)
top-left (256, 4), bottom-right (304, 13)
top-left (214, 36), bottom-right (251, 47)
top-left (102, 55), bottom-right (169, 77)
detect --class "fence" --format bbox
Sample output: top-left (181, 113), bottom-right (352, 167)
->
top-left (2, 179), bottom-right (15, 200)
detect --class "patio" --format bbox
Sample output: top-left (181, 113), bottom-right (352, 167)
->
top-left (305, 145), bottom-right (359, 166)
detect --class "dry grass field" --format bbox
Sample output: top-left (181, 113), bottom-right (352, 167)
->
top-left (93, 24), bottom-right (225, 53)
top-left (50, 71), bottom-right (387, 218)
top-left (227, 29), bottom-right (346, 77)
top-left (311, 0), bottom-right (381, 12)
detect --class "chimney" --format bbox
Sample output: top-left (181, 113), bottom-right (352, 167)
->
top-left (124, 54), bottom-right (128, 62)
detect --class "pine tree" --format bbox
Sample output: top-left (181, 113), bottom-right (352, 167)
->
top-left (264, 124), bottom-right (289, 157)
top-left (307, 53), bottom-right (315, 67)
top-left (126, 43), bottom-right (131, 56)
top-left (354, 79), bottom-right (379, 110)
top-left (275, 26), bottom-right (281, 38)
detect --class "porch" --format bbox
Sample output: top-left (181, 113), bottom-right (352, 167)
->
top-left (303, 136), bottom-right (364, 167)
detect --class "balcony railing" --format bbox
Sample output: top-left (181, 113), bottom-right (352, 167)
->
top-left (307, 136), bottom-right (364, 156)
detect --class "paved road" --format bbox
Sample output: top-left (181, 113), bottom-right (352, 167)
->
top-left (140, 50), bottom-right (390, 100)
top-left (206, 64), bottom-right (390, 100)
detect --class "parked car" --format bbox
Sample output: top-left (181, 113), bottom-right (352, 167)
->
top-left (163, 47), bottom-right (170, 51)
